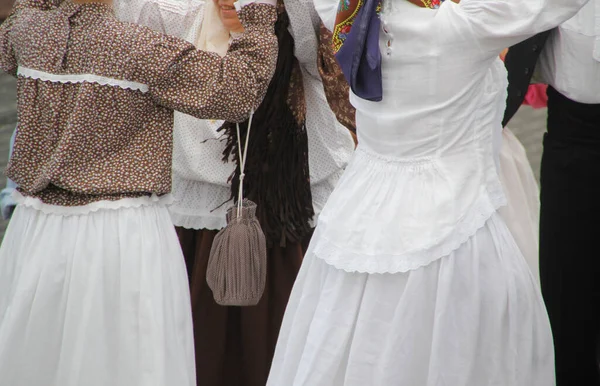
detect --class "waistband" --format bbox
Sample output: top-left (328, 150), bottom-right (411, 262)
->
top-left (547, 86), bottom-right (600, 143)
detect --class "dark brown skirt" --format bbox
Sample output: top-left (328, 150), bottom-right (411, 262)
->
top-left (176, 227), bottom-right (311, 386)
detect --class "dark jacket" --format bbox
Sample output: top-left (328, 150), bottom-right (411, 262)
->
top-left (502, 31), bottom-right (553, 127)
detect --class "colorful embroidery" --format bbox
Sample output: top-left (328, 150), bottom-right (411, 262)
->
top-left (338, 0), bottom-right (351, 12)
top-left (333, 0), bottom-right (445, 56)
top-left (332, 0), bottom-right (364, 54)
top-left (421, 0), bottom-right (445, 9)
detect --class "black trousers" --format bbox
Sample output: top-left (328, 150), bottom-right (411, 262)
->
top-left (540, 87), bottom-right (600, 385)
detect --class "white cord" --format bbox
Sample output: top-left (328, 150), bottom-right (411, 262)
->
top-left (236, 110), bottom-right (254, 218)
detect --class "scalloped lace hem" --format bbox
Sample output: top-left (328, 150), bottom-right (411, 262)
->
top-left (17, 67), bottom-right (149, 93)
top-left (312, 189), bottom-right (507, 274)
top-left (169, 210), bottom-right (227, 230)
top-left (14, 192), bottom-right (174, 216)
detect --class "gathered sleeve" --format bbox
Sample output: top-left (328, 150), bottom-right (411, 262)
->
top-left (447, 0), bottom-right (590, 56)
top-left (139, 2), bottom-right (278, 123)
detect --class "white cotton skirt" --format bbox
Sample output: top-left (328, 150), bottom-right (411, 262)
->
top-left (498, 128), bottom-right (540, 286)
top-left (267, 213), bottom-right (555, 386)
top-left (0, 195), bottom-right (195, 386)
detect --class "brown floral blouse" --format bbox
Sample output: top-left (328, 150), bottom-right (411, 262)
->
top-left (0, 0), bottom-right (277, 206)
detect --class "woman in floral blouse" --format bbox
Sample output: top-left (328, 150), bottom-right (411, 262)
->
top-left (0, 0), bottom-right (277, 384)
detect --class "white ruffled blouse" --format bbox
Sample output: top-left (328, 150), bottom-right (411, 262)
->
top-left (312, 0), bottom-right (589, 274)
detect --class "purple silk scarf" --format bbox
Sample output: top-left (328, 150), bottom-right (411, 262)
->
top-left (333, 0), bottom-right (383, 101)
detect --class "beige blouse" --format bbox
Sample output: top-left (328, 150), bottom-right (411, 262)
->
top-left (0, 0), bottom-right (277, 206)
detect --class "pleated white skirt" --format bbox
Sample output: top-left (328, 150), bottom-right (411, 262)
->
top-left (0, 195), bottom-right (195, 386)
top-left (267, 213), bottom-right (555, 386)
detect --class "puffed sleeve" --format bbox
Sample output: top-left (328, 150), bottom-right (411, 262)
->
top-left (449, 0), bottom-right (590, 55)
top-left (140, 1), bottom-right (278, 123)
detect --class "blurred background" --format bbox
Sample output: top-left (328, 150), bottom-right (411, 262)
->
top-left (1, 0), bottom-right (13, 20)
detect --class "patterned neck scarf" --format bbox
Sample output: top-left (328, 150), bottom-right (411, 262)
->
top-left (332, 0), bottom-right (445, 102)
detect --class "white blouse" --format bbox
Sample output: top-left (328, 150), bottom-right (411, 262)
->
top-left (538, 0), bottom-right (600, 104)
top-left (312, 0), bottom-right (590, 274)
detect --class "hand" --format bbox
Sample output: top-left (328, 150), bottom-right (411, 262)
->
top-left (214, 0), bottom-right (244, 33)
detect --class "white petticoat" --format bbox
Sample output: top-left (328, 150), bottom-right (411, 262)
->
top-left (498, 128), bottom-right (540, 285)
top-left (268, 213), bottom-right (555, 386)
top-left (0, 194), bottom-right (195, 386)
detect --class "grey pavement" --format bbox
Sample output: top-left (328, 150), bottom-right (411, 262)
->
top-left (0, 73), bottom-right (17, 240)
top-left (0, 73), bottom-right (548, 240)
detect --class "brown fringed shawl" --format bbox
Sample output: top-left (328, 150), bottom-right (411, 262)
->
top-left (318, 23), bottom-right (357, 136)
top-left (219, 3), bottom-right (313, 248)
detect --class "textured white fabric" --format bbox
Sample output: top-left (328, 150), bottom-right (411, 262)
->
top-left (311, 0), bottom-right (588, 274)
top-left (169, 0), bottom-right (354, 230)
top-left (0, 200), bottom-right (195, 386)
top-left (17, 66), bottom-right (149, 92)
top-left (115, 0), bottom-right (205, 39)
top-left (498, 129), bottom-right (541, 286)
top-left (170, 176), bottom-right (231, 230)
top-left (287, 0), bottom-right (355, 184)
top-left (172, 117), bottom-right (233, 187)
top-left (268, 213), bottom-right (554, 386)
top-left (170, 167), bottom-right (346, 230)
top-left (538, 0), bottom-right (600, 103)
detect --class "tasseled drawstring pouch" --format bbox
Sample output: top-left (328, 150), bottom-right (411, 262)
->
top-left (207, 113), bottom-right (267, 306)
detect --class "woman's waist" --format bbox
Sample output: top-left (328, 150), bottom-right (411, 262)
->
top-left (314, 147), bottom-right (506, 264)
top-left (312, 177), bottom-right (506, 273)
top-left (14, 186), bottom-right (174, 215)
top-left (13, 176), bottom-right (172, 207)
top-left (350, 143), bottom-right (495, 172)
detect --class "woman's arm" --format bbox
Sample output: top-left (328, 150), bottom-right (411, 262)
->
top-left (452, 0), bottom-right (590, 55)
top-left (144, 1), bottom-right (278, 123)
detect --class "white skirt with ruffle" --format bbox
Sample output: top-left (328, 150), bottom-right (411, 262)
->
top-left (0, 194), bottom-right (195, 386)
top-left (268, 212), bottom-right (554, 386)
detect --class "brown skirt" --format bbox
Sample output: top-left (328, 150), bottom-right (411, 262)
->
top-left (176, 227), bottom-right (311, 386)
